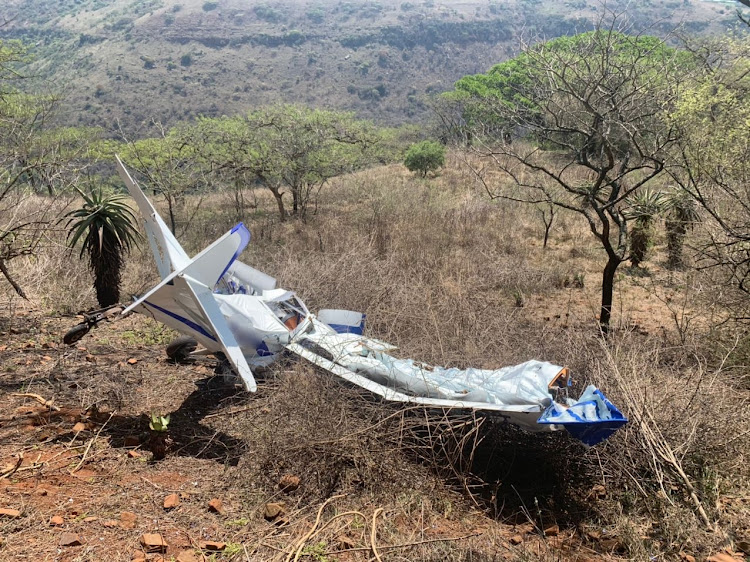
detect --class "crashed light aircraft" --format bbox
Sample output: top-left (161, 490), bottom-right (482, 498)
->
top-left (70, 156), bottom-right (627, 446)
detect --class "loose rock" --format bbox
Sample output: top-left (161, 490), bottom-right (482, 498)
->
top-left (120, 511), bottom-right (137, 529)
top-left (50, 515), bottom-right (64, 526)
top-left (0, 508), bottom-right (21, 518)
top-left (163, 493), bottom-right (180, 509)
top-left (59, 532), bottom-right (82, 547)
top-left (199, 540), bottom-right (226, 551)
top-left (208, 498), bottom-right (224, 514)
top-left (510, 535), bottom-right (523, 545)
top-left (263, 502), bottom-right (285, 521)
top-left (278, 474), bottom-right (301, 493)
top-left (140, 533), bottom-right (168, 553)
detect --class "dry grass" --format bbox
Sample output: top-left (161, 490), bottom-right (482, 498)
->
top-left (0, 155), bottom-right (749, 560)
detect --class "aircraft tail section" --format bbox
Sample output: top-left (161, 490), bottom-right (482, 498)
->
top-left (122, 222), bottom-right (255, 391)
top-left (115, 155), bottom-right (190, 279)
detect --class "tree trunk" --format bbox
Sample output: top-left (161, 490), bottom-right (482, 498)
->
top-left (233, 176), bottom-right (244, 222)
top-left (0, 259), bottom-right (28, 300)
top-left (541, 206), bottom-right (555, 249)
top-left (167, 196), bottom-right (177, 235)
top-left (292, 187), bottom-right (299, 216)
top-left (600, 255), bottom-right (621, 334)
top-left (270, 188), bottom-right (286, 222)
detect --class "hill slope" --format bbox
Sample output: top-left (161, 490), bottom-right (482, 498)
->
top-left (1, 0), bottom-right (735, 131)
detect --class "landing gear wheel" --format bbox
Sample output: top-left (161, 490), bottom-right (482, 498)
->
top-left (166, 336), bottom-right (197, 362)
top-left (63, 323), bottom-right (90, 345)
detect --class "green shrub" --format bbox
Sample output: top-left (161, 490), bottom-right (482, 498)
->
top-left (254, 4), bottom-right (283, 22)
top-left (403, 140), bottom-right (445, 177)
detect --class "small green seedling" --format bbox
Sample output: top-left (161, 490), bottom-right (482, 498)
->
top-left (149, 413), bottom-right (170, 432)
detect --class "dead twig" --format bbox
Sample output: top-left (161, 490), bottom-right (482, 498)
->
top-left (324, 532), bottom-right (482, 555)
top-left (0, 453), bottom-right (23, 479)
top-left (286, 494), bottom-right (345, 562)
top-left (370, 508), bottom-right (384, 562)
top-left (11, 392), bottom-right (60, 411)
top-left (1, 453), bottom-right (47, 479)
top-left (70, 412), bottom-right (114, 474)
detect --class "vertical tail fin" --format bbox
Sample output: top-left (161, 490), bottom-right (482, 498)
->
top-left (115, 155), bottom-right (190, 279)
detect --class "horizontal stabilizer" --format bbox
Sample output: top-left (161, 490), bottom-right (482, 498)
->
top-left (122, 222), bottom-right (256, 392)
top-left (318, 309), bottom-right (366, 335)
top-left (183, 223), bottom-right (251, 288)
top-left (123, 224), bottom-right (251, 315)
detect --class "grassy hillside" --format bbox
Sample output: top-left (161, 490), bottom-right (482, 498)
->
top-left (1, 0), bottom-right (734, 132)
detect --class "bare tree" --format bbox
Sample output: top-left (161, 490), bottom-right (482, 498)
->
top-left (0, 41), bottom-right (90, 298)
top-left (456, 25), bottom-right (688, 332)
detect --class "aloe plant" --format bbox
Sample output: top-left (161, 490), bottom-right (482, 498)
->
top-left (664, 191), bottom-right (700, 270)
top-left (148, 413), bottom-right (171, 460)
top-left (64, 187), bottom-right (140, 307)
top-left (625, 189), bottom-right (667, 268)
top-left (149, 414), bottom-right (170, 433)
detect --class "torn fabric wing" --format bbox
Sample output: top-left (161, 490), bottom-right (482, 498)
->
top-left (287, 319), bottom-right (627, 445)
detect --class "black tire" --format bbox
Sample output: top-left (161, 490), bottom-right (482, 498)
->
top-left (63, 323), bottom-right (90, 345)
top-left (166, 336), bottom-right (198, 362)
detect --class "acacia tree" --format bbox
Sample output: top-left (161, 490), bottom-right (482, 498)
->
top-left (404, 140), bottom-right (445, 177)
top-left (118, 122), bottom-right (207, 235)
top-left (191, 115), bottom-right (269, 221)
top-left (453, 28), bottom-right (690, 332)
top-left (201, 105), bottom-right (378, 222)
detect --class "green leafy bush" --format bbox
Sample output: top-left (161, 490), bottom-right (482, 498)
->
top-left (403, 140), bottom-right (445, 177)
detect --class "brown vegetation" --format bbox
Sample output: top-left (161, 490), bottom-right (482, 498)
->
top-left (0, 155), bottom-right (749, 560)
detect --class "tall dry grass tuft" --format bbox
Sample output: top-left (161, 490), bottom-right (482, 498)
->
top-left (586, 333), bottom-right (750, 554)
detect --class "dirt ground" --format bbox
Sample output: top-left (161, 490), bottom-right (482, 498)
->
top-left (0, 301), bottom-right (641, 562)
